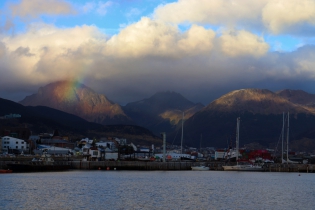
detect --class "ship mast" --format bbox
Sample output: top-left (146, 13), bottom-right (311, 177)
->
top-left (286, 112), bottom-right (289, 164)
top-left (236, 117), bottom-right (240, 163)
top-left (281, 112), bottom-right (284, 163)
top-left (181, 112), bottom-right (184, 154)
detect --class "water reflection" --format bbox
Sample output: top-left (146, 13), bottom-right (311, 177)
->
top-left (1, 171), bottom-right (314, 210)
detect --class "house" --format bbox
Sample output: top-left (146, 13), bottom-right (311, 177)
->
top-left (82, 146), bottom-right (102, 161)
top-left (1, 136), bottom-right (29, 154)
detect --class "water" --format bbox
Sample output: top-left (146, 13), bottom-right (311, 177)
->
top-left (1, 170), bottom-right (314, 210)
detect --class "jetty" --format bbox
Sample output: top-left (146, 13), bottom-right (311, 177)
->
top-left (1, 158), bottom-right (315, 172)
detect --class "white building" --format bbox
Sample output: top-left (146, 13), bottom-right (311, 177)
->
top-left (1, 136), bottom-right (29, 153)
top-left (82, 147), bottom-right (101, 161)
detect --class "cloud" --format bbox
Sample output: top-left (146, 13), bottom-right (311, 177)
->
top-left (262, 0), bottom-right (315, 34)
top-left (96, 1), bottom-right (113, 16)
top-left (0, 24), bottom-right (106, 86)
top-left (219, 30), bottom-right (269, 57)
top-left (1, 0), bottom-right (315, 106)
top-left (1, 0), bottom-right (76, 32)
top-left (1, 18), bottom-right (315, 105)
top-left (105, 17), bottom-right (215, 58)
top-left (82, 1), bottom-right (96, 14)
top-left (154, 0), bottom-right (315, 35)
top-left (9, 0), bottom-right (76, 18)
top-left (154, 0), bottom-right (267, 28)
top-left (126, 8), bottom-right (142, 18)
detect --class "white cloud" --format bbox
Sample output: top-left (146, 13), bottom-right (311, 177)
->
top-left (82, 1), bottom-right (96, 14)
top-left (219, 30), bottom-right (269, 57)
top-left (154, 0), bottom-right (315, 35)
top-left (154, 0), bottom-right (267, 28)
top-left (97, 1), bottom-right (113, 16)
top-left (105, 17), bottom-right (215, 58)
top-left (0, 24), bottom-right (106, 85)
top-left (126, 8), bottom-right (142, 18)
top-left (262, 0), bottom-right (315, 34)
top-left (9, 0), bottom-right (76, 18)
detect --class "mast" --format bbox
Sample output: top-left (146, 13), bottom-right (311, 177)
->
top-left (286, 112), bottom-right (289, 164)
top-left (200, 134), bottom-right (202, 152)
top-left (281, 112), bottom-right (284, 163)
top-left (160, 132), bottom-right (166, 163)
top-left (181, 112), bottom-right (184, 154)
top-left (236, 117), bottom-right (240, 163)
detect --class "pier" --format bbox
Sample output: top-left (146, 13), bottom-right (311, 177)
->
top-left (1, 158), bottom-right (315, 172)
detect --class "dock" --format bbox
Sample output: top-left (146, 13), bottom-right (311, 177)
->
top-left (1, 158), bottom-right (314, 172)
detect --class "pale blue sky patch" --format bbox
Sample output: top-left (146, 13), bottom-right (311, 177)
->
top-left (266, 35), bottom-right (302, 52)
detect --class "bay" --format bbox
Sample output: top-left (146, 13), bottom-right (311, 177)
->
top-left (0, 170), bottom-right (314, 210)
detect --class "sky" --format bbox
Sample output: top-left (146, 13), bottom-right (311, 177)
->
top-left (1, 0), bottom-right (315, 106)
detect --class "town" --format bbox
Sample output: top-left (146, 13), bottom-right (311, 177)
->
top-left (1, 116), bottom-right (315, 169)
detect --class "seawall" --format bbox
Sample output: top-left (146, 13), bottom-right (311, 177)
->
top-left (1, 159), bottom-right (315, 172)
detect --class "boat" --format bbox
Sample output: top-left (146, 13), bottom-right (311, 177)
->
top-left (0, 169), bottom-right (13, 173)
top-left (155, 112), bottom-right (194, 162)
top-left (154, 152), bottom-right (193, 161)
top-left (222, 162), bottom-right (263, 171)
top-left (6, 149), bottom-right (70, 172)
top-left (222, 117), bottom-right (264, 171)
top-left (191, 165), bottom-right (210, 171)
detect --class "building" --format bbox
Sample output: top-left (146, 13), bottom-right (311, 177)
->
top-left (82, 146), bottom-right (102, 161)
top-left (4, 113), bottom-right (21, 119)
top-left (1, 136), bottom-right (29, 154)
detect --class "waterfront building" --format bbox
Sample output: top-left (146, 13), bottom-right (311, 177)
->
top-left (1, 136), bottom-right (29, 154)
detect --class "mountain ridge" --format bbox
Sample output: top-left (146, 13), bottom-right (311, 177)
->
top-left (19, 80), bottom-right (133, 125)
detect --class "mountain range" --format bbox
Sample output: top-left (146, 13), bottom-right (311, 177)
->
top-left (3, 80), bottom-right (315, 152)
top-left (0, 97), bottom-right (162, 146)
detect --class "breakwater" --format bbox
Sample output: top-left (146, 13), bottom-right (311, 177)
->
top-left (71, 161), bottom-right (194, 170)
top-left (1, 159), bottom-right (315, 172)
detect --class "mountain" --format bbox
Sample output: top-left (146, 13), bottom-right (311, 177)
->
top-left (176, 89), bottom-right (315, 150)
top-left (0, 98), bottom-right (162, 145)
top-left (122, 91), bottom-right (204, 135)
top-left (204, 89), bottom-right (310, 114)
top-left (276, 89), bottom-right (315, 108)
top-left (19, 81), bottom-right (133, 125)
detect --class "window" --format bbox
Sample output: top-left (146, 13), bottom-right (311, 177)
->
top-left (21, 146), bottom-right (24, 149)
top-left (22, 142), bottom-right (24, 144)
top-left (16, 146), bottom-right (18, 149)
top-left (16, 142), bottom-right (18, 144)
top-left (4, 146), bottom-right (6, 148)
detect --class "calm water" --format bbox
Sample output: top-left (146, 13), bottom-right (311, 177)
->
top-left (1, 170), bottom-right (314, 210)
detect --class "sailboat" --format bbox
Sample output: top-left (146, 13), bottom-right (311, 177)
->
top-left (222, 117), bottom-right (264, 171)
top-left (155, 112), bottom-right (192, 161)
top-left (281, 112), bottom-right (298, 164)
